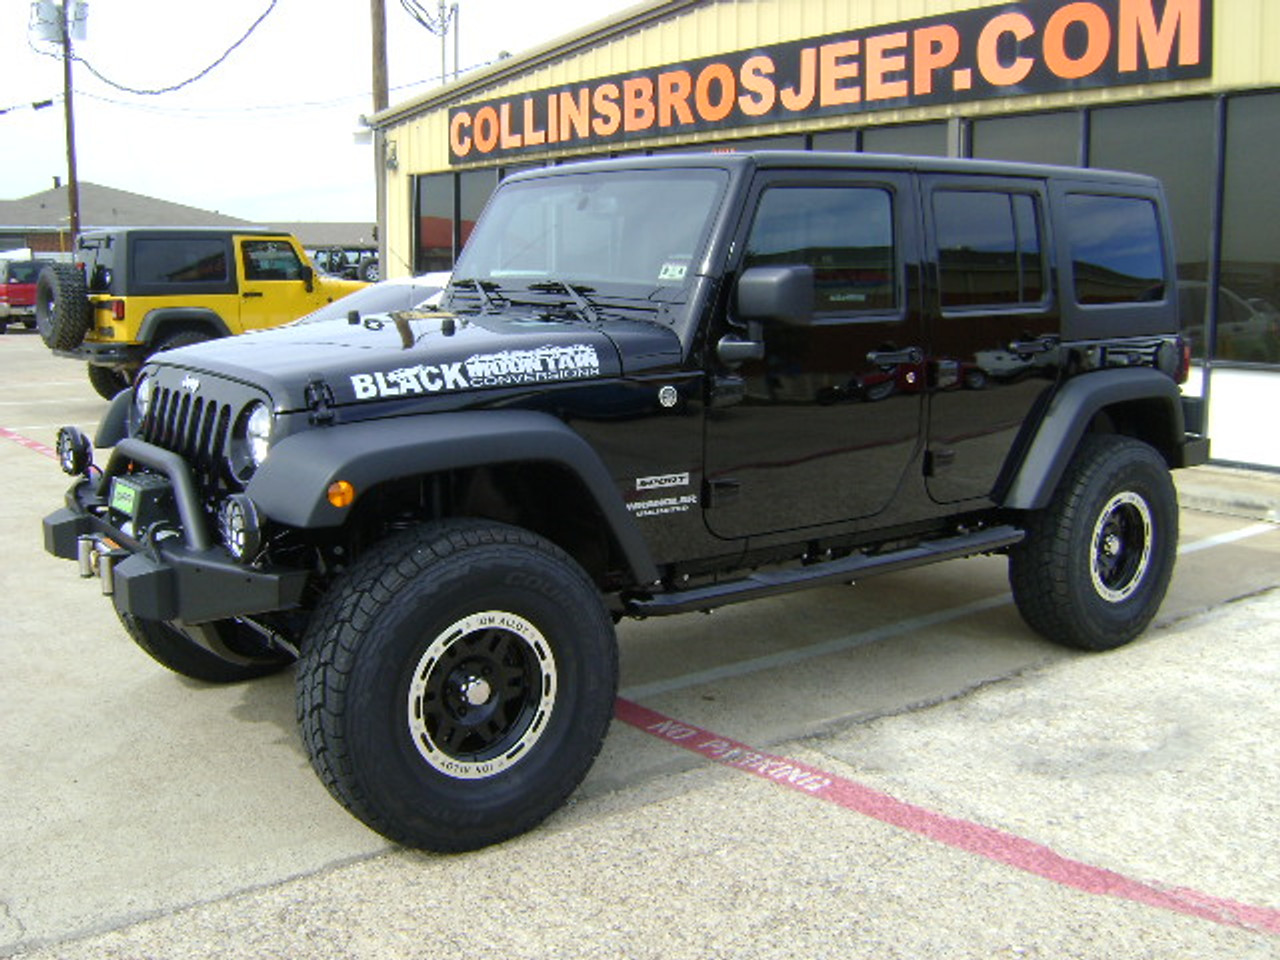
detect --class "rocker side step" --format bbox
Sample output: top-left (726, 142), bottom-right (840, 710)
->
top-left (626, 524), bottom-right (1024, 617)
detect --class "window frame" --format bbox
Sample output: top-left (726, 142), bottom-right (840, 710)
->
top-left (126, 234), bottom-right (235, 297)
top-left (240, 238), bottom-right (305, 283)
top-left (922, 175), bottom-right (1054, 320)
top-left (731, 170), bottom-right (916, 327)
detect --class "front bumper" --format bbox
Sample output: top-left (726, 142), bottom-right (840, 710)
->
top-left (43, 469), bottom-right (307, 625)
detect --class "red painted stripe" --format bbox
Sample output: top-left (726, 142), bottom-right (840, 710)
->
top-left (616, 697), bottom-right (1280, 935)
top-left (0, 425), bottom-right (57, 459)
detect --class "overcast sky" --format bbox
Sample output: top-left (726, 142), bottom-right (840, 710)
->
top-left (1, 0), bottom-right (640, 222)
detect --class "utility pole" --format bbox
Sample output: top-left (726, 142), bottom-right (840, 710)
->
top-left (60, 1), bottom-right (81, 243)
top-left (371, 0), bottom-right (388, 111)
top-left (371, 0), bottom-right (389, 274)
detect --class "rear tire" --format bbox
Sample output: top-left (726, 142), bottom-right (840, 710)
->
top-left (118, 613), bottom-right (294, 683)
top-left (1009, 434), bottom-right (1179, 651)
top-left (35, 263), bottom-right (91, 349)
top-left (296, 520), bottom-right (618, 851)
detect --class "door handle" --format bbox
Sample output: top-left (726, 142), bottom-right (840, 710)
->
top-left (242, 291), bottom-right (264, 299)
top-left (866, 346), bottom-right (923, 366)
top-left (1007, 336), bottom-right (1057, 356)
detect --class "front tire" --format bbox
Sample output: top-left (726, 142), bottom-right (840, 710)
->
top-left (154, 330), bottom-right (212, 353)
top-left (297, 520), bottom-right (617, 851)
top-left (87, 364), bottom-right (131, 400)
top-left (1009, 434), bottom-right (1179, 651)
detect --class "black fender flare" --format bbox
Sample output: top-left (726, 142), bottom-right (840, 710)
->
top-left (139, 308), bottom-right (232, 343)
top-left (95, 388), bottom-right (133, 448)
top-left (245, 409), bottom-right (660, 584)
top-left (1002, 368), bottom-right (1186, 510)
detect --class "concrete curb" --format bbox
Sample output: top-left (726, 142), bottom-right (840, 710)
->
top-left (1175, 464), bottom-right (1280, 522)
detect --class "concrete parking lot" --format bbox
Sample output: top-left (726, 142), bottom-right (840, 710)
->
top-left (2, 328), bottom-right (1278, 959)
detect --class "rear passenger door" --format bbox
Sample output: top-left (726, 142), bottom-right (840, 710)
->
top-left (921, 177), bottom-right (1060, 504)
top-left (703, 170), bottom-right (925, 539)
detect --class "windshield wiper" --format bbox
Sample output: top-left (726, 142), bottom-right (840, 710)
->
top-left (450, 278), bottom-right (503, 314)
top-left (527, 279), bottom-right (599, 324)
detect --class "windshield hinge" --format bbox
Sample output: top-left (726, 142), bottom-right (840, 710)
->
top-left (305, 376), bottom-right (337, 425)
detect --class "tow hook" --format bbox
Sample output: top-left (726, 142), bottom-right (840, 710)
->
top-left (77, 535), bottom-right (129, 596)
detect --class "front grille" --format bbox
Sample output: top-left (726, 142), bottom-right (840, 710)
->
top-left (139, 386), bottom-right (234, 489)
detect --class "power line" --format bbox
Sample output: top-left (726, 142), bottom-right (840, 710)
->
top-left (29, 0), bottom-right (280, 97)
top-left (73, 73), bottom-right (445, 119)
top-left (0, 98), bottom-right (56, 116)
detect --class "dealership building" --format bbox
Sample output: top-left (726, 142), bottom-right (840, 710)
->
top-left (371, 0), bottom-right (1279, 468)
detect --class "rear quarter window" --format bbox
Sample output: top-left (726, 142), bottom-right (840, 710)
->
top-left (1065, 194), bottom-right (1166, 305)
top-left (132, 238), bottom-right (229, 287)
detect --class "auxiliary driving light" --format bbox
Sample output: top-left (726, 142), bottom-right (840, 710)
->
top-left (55, 426), bottom-right (93, 476)
top-left (218, 494), bottom-right (263, 562)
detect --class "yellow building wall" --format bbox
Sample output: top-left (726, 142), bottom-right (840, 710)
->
top-left (381, 0), bottom-right (1278, 277)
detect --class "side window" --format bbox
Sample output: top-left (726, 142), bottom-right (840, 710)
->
top-left (934, 190), bottom-right (1045, 308)
top-left (1065, 194), bottom-right (1166, 304)
top-left (132, 238), bottom-right (228, 286)
top-left (743, 185), bottom-right (897, 313)
top-left (242, 240), bottom-right (304, 281)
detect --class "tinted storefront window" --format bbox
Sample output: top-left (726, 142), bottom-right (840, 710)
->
top-left (415, 173), bottom-right (454, 273)
top-left (1222, 93), bottom-right (1280, 364)
top-left (1089, 101), bottom-right (1214, 353)
top-left (971, 112), bottom-right (1079, 166)
top-left (810, 130), bottom-right (857, 152)
top-left (862, 122), bottom-right (948, 156)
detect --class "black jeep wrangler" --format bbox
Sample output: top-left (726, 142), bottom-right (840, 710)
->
top-left (44, 153), bottom-right (1208, 851)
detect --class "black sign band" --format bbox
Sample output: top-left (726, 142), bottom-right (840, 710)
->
top-left (447, 0), bottom-right (1211, 164)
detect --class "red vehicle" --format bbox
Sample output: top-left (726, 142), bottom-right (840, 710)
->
top-left (0, 259), bottom-right (53, 333)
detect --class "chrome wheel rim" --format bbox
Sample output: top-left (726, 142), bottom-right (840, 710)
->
top-left (1090, 491), bottom-right (1153, 603)
top-left (407, 610), bottom-right (556, 779)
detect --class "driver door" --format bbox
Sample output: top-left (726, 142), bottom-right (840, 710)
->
top-left (703, 171), bottom-right (925, 540)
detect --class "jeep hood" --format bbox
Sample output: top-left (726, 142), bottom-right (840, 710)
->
top-left (148, 309), bottom-right (682, 410)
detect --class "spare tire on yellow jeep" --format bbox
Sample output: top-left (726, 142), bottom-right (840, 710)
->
top-left (35, 263), bottom-right (91, 350)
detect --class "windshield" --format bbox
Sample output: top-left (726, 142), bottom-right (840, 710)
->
top-left (451, 168), bottom-right (728, 297)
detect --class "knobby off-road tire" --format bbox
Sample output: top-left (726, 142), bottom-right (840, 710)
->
top-left (118, 612), bottom-right (294, 683)
top-left (35, 263), bottom-right (91, 349)
top-left (296, 520), bottom-right (618, 852)
top-left (87, 364), bottom-right (131, 400)
top-left (1009, 434), bottom-right (1179, 651)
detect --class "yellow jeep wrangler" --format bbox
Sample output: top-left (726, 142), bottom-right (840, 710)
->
top-left (36, 227), bottom-right (366, 398)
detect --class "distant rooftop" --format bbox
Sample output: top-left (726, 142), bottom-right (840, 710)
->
top-left (0, 181), bottom-right (375, 249)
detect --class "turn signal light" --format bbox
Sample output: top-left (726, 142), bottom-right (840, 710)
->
top-left (327, 481), bottom-right (356, 508)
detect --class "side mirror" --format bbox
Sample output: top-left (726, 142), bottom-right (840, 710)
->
top-left (736, 265), bottom-right (815, 326)
top-left (301, 264), bottom-right (315, 293)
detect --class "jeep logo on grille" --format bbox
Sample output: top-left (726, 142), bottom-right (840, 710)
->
top-left (180, 375), bottom-right (200, 393)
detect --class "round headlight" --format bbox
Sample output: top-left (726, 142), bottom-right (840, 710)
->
top-left (245, 402), bottom-right (273, 467)
top-left (230, 401), bottom-right (274, 481)
top-left (133, 374), bottom-right (154, 421)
